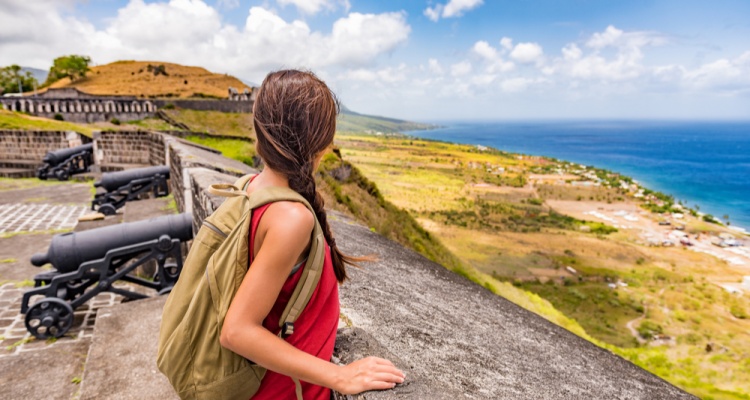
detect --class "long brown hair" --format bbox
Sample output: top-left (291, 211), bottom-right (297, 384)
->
top-left (253, 69), bottom-right (355, 283)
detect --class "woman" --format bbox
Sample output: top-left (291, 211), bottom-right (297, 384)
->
top-left (219, 70), bottom-right (406, 399)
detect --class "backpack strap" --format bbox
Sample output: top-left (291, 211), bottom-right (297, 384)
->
top-left (207, 174), bottom-right (256, 197)
top-left (209, 175), bottom-right (326, 336)
top-left (241, 186), bottom-right (326, 337)
top-left (209, 175), bottom-right (324, 400)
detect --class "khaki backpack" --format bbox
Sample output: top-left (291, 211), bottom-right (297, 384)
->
top-left (157, 174), bottom-right (326, 400)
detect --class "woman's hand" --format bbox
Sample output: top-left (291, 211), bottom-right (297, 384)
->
top-left (333, 356), bottom-right (406, 395)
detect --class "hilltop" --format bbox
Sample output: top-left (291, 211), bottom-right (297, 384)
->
top-left (48, 60), bottom-right (250, 98)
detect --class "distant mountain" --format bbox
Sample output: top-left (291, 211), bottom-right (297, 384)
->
top-left (337, 105), bottom-right (438, 133)
top-left (21, 67), bottom-right (47, 84)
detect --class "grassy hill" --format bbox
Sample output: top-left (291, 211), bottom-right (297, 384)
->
top-left (337, 106), bottom-right (438, 133)
top-left (0, 109), bottom-right (94, 136)
top-left (48, 61), bottom-right (250, 99)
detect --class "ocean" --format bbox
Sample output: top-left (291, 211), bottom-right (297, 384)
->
top-left (404, 120), bottom-right (750, 231)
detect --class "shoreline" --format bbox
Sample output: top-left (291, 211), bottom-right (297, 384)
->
top-left (399, 122), bottom-right (750, 235)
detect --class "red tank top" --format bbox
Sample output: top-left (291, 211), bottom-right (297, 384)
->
top-left (249, 203), bottom-right (340, 400)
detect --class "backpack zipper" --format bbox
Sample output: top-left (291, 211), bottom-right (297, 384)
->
top-left (203, 221), bottom-right (228, 238)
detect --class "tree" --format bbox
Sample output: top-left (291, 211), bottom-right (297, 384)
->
top-left (45, 55), bottom-right (91, 85)
top-left (0, 65), bottom-right (38, 95)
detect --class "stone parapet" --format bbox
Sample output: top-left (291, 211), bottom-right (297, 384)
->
top-left (0, 130), bottom-right (89, 162)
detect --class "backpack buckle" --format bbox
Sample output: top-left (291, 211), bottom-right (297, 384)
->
top-left (281, 322), bottom-right (295, 337)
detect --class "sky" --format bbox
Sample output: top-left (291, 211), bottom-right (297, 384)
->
top-left (1, 0), bottom-right (749, 121)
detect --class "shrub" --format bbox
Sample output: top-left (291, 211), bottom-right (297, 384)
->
top-left (53, 113), bottom-right (64, 121)
top-left (110, 118), bottom-right (121, 125)
top-left (162, 103), bottom-right (175, 110)
top-left (730, 304), bottom-right (748, 319)
top-left (637, 320), bottom-right (663, 339)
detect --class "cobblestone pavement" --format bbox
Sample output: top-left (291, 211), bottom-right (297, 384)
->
top-left (0, 203), bottom-right (89, 234)
top-left (0, 179), bottom-right (119, 357)
top-left (0, 283), bottom-right (115, 357)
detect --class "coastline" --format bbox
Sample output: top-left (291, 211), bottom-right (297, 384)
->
top-left (401, 121), bottom-right (750, 234)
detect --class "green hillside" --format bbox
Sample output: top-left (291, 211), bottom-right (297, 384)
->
top-left (337, 106), bottom-right (438, 133)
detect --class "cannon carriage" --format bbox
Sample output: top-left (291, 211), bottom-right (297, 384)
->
top-left (37, 143), bottom-right (94, 181)
top-left (21, 213), bottom-right (193, 339)
top-left (91, 165), bottom-right (171, 215)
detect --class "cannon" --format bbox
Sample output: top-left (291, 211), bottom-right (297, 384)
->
top-left (92, 165), bottom-right (171, 215)
top-left (38, 143), bottom-right (94, 180)
top-left (21, 213), bottom-right (193, 339)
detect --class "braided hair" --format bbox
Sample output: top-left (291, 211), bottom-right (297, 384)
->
top-left (253, 69), bottom-right (355, 283)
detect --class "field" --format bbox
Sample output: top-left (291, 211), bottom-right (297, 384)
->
top-left (334, 132), bottom-right (750, 399)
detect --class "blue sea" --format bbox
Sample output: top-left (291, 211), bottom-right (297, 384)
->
top-left (404, 120), bottom-right (750, 231)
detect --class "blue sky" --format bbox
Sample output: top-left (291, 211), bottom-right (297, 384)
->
top-left (1, 0), bottom-right (749, 121)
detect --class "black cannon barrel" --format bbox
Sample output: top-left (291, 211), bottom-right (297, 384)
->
top-left (31, 213), bottom-right (193, 272)
top-left (94, 165), bottom-right (171, 191)
top-left (42, 143), bottom-right (94, 166)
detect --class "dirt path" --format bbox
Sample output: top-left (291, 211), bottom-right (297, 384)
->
top-left (626, 313), bottom-right (647, 345)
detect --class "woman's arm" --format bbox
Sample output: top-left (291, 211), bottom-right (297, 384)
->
top-left (220, 201), bottom-right (405, 395)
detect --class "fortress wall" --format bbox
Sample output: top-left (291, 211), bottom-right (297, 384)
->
top-left (0, 97), bottom-right (156, 123)
top-left (0, 130), bottom-right (89, 162)
top-left (165, 136), bottom-right (253, 222)
top-left (93, 131), bottom-right (156, 167)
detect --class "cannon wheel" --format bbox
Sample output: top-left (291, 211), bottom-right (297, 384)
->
top-left (55, 170), bottom-right (70, 181)
top-left (25, 298), bottom-right (74, 340)
top-left (98, 204), bottom-right (117, 216)
top-left (37, 170), bottom-right (47, 180)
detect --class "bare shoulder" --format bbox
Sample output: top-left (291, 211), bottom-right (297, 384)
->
top-left (263, 200), bottom-right (314, 234)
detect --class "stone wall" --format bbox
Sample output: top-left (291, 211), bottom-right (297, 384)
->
top-left (93, 131), bottom-right (159, 168)
top-left (0, 130), bottom-right (90, 162)
top-left (165, 136), bottom-right (253, 220)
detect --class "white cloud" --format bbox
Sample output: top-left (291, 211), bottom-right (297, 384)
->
top-left (550, 25), bottom-right (667, 82)
top-left (562, 44), bottom-right (582, 61)
top-left (328, 12), bottom-right (411, 66)
top-left (680, 51), bottom-right (750, 93)
top-left (500, 37), bottom-right (513, 51)
top-left (510, 42), bottom-right (544, 64)
top-left (277, 0), bottom-right (350, 15)
top-left (472, 41), bottom-right (498, 60)
top-left (471, 40), bottom-right (514, 73)
top-left (0, 1), bottom-right (410, 82)
top-left (501, 77), bottom-right (531, 93)
top-left (443, 0), bottom-right (484, 18)
top-left (428, 58), bottom-right (444, 75)
top-left (451, 61), bottom-right (473, 76)
top-left (423, 4), bottom-right (443, 22)
top-left (586, 25), bottom-right (667, 50)
top-left (424, 0), bottom-right (483, 22)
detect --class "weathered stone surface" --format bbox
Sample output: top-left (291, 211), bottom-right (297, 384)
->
top-left (0, 339), bottom-right (90, 400)
top-left (80, 296), bottom-right (177, 400)
top-left (167, 137), bottom-right (254, 214)
top-left (331, 212), bottom-right (695, 399)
